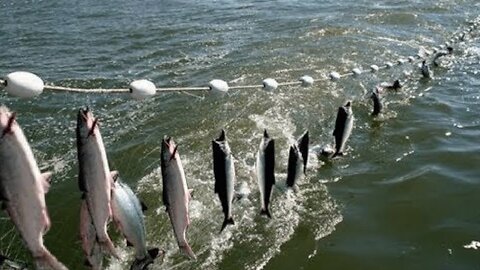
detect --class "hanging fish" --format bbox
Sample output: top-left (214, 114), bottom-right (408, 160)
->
top-left (286, 130), bottom-right (309, 188)
top-left (160, 137), bottom-right (196, 260)
top-left (212, 129), bottom-right (236, 232)
top-left (332, 101), bottom-right (354, 157)
top-left (421, 60), bottom-right (433, 79)
top-left (0, 106), bottom-right (67, 270)
top-left (256, 130), bottom-right (275, 218)
top-left (370, 88), bottom-right (383, 116)
top-left (76, 107), bottom-right (119, 258)
top-left (111, 179), bottom-right (161, 270)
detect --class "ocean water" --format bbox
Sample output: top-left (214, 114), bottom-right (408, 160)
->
top-left (0, 0), bottom-right (479, 269)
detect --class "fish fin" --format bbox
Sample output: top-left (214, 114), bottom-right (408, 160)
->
top-left (188, 189), bottom-right (194, 199)
top-left (179, 243), bottom-right (196, 260)
top-left (84, 259), bottom-right (93, 267)
top-left (110, 171), bottom-right (119, 182)
top-left (40, 172), bottom-right (53, 194)
top-left (126, 240), bottom-right (134, 247)
top-left (169, 146), bottom-right (178, 161)
top-left (217, 129), bottom-right (226, 141)
top-left (260, 208), bottom-right (272, 218)
top-left (263, 129), bottom-right (269, 138)
top-left (99, 237), bottom-right (120, 259)
top-left (33, 249), bottom-right (68, 270)
top-left (140, 201), bottom-right (148, 212)
top-left (1, 112), bottom-right (16, 138)
top-left (220, 217), bottom-right (235, 232)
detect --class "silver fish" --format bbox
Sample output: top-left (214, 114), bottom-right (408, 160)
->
top-left (255, 130), bottom-right (275, 218)
top-left (333, 101), bottom-right (354, 157)
top-left (0, 106), bottom-right (67, 270)
top-left (76, 107), bottom-right (118, 258)
top-left (421, 60), bottom-right (433, 79)
top-left (212, 130), bottom-right (236, 232)
top-left (80, 200), bottom-right (104, 270)
top-left (111, 179), bottom-right (160, 270)
top-left (286, 144), bottom-right (302, 188)
top-left (160, 137), bottom-right (196, 260)
top-left (370, 88), bottom-right (383, 116)
top-left (286, 130), bottom-right (309, 188)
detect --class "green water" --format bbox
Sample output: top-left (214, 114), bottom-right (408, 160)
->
top-left (1, 0), bottom-right (480, 269)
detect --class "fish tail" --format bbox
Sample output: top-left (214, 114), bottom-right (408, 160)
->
top-left (260, 208), bottom-right (272, 218)
top-left (180, 243), bottom-right (196, 260)
top-left (130, 248), bottom-right (163, 270)
top-left (33, 249), bottom-right (68, 270)
top-left (220, 217), bottom-right (235, 232)
top-left (332, 152), bottom-right (344, 158)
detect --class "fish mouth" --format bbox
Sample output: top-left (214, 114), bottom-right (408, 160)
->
top-left (345, 101), bottom-right (352, 107)
top-left (1, 112), bottom-right (16, 138)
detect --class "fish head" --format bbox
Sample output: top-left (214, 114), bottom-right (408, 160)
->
top-left (77, 108), bottom-right (99, 139)
top-left (0, 106), bottom-right (17, 139)
top-left (342, 101), bottom-right (353, 116)
top-left (161, 136), bottom-right (178, 162)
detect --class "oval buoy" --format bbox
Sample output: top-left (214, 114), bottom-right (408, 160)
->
top-left (209, 79), bottom-right (229, 94)
top-left (329, 71), bottom-right (341, 81)
top-left (299, 75), bottom-right (314, 87)
top-left (352, 68), bottom-right (362, 76)
top-left (4, 71), bottom-right (44, 98)
top-left (370, 65), bottom-right (379, 72)
top-left (385, 62), bottom-right (394, 69)
top-left (262, 78), bottom-right (278, 91)
top-left (129, 79), bottom-right (156, 100)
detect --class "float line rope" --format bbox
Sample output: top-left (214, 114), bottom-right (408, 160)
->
top-left (1, 17), bottom-right (478, 95)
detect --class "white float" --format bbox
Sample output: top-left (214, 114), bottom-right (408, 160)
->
top-left (385, 62), bottom-right (394, 68)
top-left (352, 68), bottom-right (362, 76)
top-left (329, 72), bottom-right (341, 81)
top-left (129, 79), bottom-right (156, 100)
top-left (397, 58), bottom-right (406, 65)
top-left (262, 78), bottom-right (278, 91)
top-left (208, 79), bottom-right (229, 94)
top-left (370, 65), bottom-right (379, 72)
top-left (4, 71), bottom-right (44, 98)
top-left (299, 75), bottom-right (314, 87)
top-left (408, 56), bottom-right (415, 62)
